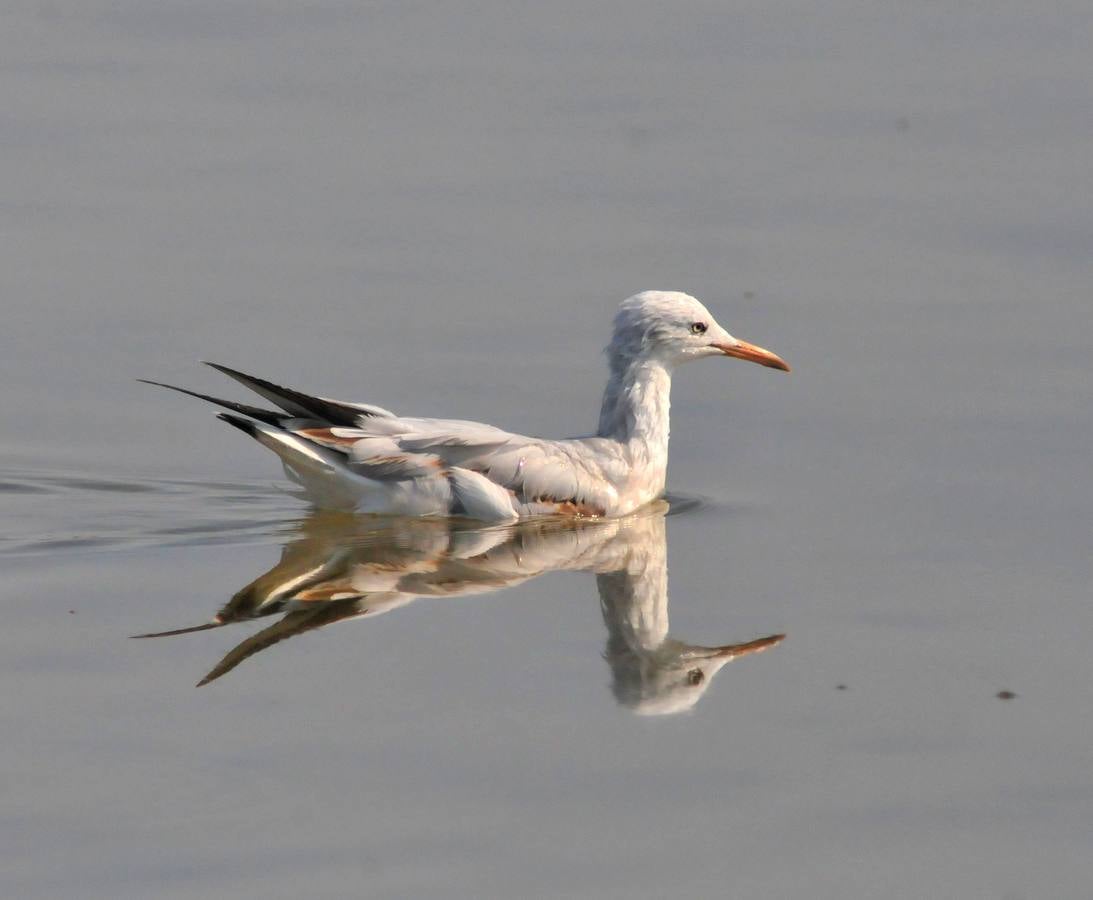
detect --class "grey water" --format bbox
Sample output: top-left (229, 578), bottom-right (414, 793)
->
top-left (3, 3), bottom-right (1092, 898)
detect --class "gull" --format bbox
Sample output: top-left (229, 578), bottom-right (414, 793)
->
top-left (143, 291), bottom-right (789, 521)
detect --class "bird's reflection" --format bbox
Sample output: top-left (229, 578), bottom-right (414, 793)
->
top-left (136, 502), bottom-right (783, 714)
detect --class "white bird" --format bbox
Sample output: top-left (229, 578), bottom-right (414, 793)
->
top-left (144, 291), bottom-right (789, 521)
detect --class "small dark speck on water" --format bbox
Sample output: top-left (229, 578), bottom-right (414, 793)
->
top-left (743, 291), bottom-right (756, 300)
top-left (68, 610), bottom-right (76, 615)
top-left (836, 684), bottom-right (848, 691)
top-left (996, 690), bottom-right (1017, 700)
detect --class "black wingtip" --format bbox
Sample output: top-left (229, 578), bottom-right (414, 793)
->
top-left (217, 412), bottom-right (259, 437)
top-left (202, 362), bottom-right (367, 427)
top-left (202, 361), bottom-right (257, 383)
top-left (139, 378), bottom-right (288, 427)
top-left (137, 378), bottom-right (176, 390)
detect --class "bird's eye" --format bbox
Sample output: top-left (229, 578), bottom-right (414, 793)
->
top-left (686, 668), bottom-right (705, 685)
top-left (690, 322), bottom-right (707, 335)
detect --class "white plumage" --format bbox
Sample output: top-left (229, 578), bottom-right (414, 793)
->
top-left (145, 291), bottom-right (789, 520)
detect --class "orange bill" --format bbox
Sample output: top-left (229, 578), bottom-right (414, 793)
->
top-left (712, 339), bottom-right (790, 371)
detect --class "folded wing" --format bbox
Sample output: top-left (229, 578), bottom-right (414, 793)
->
top-left (149, 364), bottom-right (625, 519)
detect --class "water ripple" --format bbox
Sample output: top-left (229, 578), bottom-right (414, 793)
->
top-left (0, 465), bottom-right (301, 558)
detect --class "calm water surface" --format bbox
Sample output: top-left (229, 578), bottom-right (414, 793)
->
top-left (3, 3), bottom-right (1092, 898)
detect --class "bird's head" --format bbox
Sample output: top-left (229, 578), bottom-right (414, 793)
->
top-left (609, 291), bottom-right (789, 372)
top-left (611, 634), bottom-right (786, 716)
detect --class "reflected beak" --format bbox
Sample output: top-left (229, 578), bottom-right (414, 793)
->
top-left (712, 339), bottom-right (791, 372)
top-left (697, 633), bottom-right (786, 660)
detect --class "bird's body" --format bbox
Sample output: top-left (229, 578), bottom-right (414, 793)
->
top-left (146, 291), bottom-right (788, 521)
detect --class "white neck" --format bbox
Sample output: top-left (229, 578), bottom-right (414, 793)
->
top-left (597, 355), bottom-right (673, 492)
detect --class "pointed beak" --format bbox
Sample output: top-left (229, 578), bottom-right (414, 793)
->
top-left (712, 339), bottom-right (790, 372)
top-left (690, 633), bottom-right (786, 660)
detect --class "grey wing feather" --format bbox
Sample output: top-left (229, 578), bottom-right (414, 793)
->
top-left (414, 432), bottom-right (626, 513)
top-left (195, 364), bottom-right (625, 513)
top-left (350, 453), bottom-right (444, 481)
